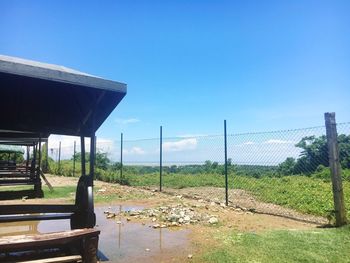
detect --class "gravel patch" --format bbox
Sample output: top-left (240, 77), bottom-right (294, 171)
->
top-left (145, 187), bottom-right (327, 224)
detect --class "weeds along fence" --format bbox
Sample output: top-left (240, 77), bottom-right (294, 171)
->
top-left (47, 115), bottom-right (350, 224)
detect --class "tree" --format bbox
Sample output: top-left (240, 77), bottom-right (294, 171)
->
top-left (169, 165), bottom-right (178, 173)
top-left (211, 161), bottom-right (219, 169)
top-left (204, 160), bottom-right (212, 172)
top-left (279, 134), bottom-right (350, 175)
top-left (95, 152), bottom-right (110, 170)
top-left (0, 152), bottom-right (24, 163)
top-left (111, 162), bottom-right (121, 171)
top-left (295, 135), bottom-right (328, 173)
top-left (277, 157), bottom-right (296, 175)
top-left (338, 134), bottom-right (350, 169)
top-left (71, 151), bottom-right (111, 170)
top-left (71, 152), bottom-right (89, 162)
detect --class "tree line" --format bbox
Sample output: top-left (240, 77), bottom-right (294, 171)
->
top-left (278, 134), bottom-right (350, 175)
top-left (42, 133), bottom-right (350, 180)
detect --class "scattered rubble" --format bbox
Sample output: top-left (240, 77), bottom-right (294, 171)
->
top-left (104, 203), bottom-right (221, 228)
top-left (208, 217), bottom-right (219, 224)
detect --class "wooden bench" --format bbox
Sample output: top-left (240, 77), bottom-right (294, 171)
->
top-left (0, 204), bottom-right (76, 223)
top-left (0, 165), bottom-right (37, 187)
top-left (0, 228), bottom-right (100, 263)
top-left (0, 166), bottom-right (44, 197)
top-left (18, 255), bottom-right (82, 263)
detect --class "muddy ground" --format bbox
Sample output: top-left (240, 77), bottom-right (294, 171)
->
top-left (0, 175), bottom-right (323, 262)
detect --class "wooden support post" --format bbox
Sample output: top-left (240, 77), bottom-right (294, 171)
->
top-left (90, 135), bottom-right (96, 184)
top-left (45, 140), bottom-right (49, 172)
top-left (325, 112), bottom-right (348, 226)
top-left (35, 136), bottom-right (43, 197)
top-left (38, 136), bottom-right (42, 171)
top-left (26, 146), bottom-right (30, 175)
top-left (81, 235), bottom-right (99, 263)
top-left (31, 144), bottom-right (37, 178)
top-left (73, 141), bottom-right (76, 177)
top-left (81, 137), bottom-right (86, 177)
top-left (58, 141), bottom-right (61, 175)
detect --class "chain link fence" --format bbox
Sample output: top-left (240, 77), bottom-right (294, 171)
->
top-left (46, 121), bottom-right (350, 224)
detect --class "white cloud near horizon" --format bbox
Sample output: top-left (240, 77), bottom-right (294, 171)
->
top-left (115, 118), bottom-right (140, 125)
top-left (47, 135), bottom-right (115, 160)
top-left (123, 147), bottom-right (146, 155)
top-left (263, 139), bottom-right (295, 144)
top-left (177, 134), bottom-right (208, 138)
top-left (163, 138), bottom-right (197, 152)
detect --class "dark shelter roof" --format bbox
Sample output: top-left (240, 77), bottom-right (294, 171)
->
top-left (0, 130), bottom-right (48, 146)
top-left (0, 55), bottom-right (127, 136)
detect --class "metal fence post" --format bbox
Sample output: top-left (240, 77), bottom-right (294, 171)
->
top-left (160, 126), bottom-right (163, 192)
top-left (73, 141), bottom-right (76, 177)
top-left (324, 112), bottom-right (347, 226)
top-left (120, 133), bottom-right (123, 181)
top-left (224, 120), bottom-right (228, 206)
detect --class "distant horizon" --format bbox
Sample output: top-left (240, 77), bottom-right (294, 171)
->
top-left (45, 121), bottom-right (350, 166)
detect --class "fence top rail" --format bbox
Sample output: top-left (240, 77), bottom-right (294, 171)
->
top-left (114, 122), bottom-right (350, 143)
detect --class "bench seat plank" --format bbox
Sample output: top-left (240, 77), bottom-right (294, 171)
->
top-left (0, 213), bottom-right (72, 223)
top-left (18, 255), bottom-right (82, 263)
top-left (0, 204), bottom-right (77, 215)
top-left (0, 229), bottom-right (100, 251)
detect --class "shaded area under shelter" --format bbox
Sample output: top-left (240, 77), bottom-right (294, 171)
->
top-left (0, 55), bottom-right (127, 262)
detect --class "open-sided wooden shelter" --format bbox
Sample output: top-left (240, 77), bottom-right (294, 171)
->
top-left (0, 55), bottom-right (127, 262)
top-left (0, 131), bottom-right (49, 197)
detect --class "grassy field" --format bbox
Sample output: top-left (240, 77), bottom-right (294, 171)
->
top-left (0, 184), bottom-right (151, 204)
top-left (121, 173), bottom-right (350, 218)
top-left (48, 160), bottom-right (350, 219)
top-left (199, 226), bottom-right (350, 263)
top-left (0, 185), bottom-right (77, 201)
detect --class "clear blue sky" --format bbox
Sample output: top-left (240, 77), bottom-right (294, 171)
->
top-left (1, 0), bottom-right (349, 141)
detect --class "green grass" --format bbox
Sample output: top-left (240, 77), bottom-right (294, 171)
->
top-left (122, 173), bottom-right (350, 218)
top-left (0, 184), bottom-right (150, 203)
top-left (0, 185), bottom-right (77, 201)
top-left (200, 226), bottom-right (350, 263)
top-left (48, 162), bottom-right (350, 219)
top-left (42, 186), bottom-right (77, 200)
top-left (94, 191), bottom-right (150, 203)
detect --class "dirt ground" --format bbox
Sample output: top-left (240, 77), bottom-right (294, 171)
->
top-left (0, 175), bottom-right (322, 262)
top-left (155, 187), bottom-right (327, 224)
top-left (0, 175), bottom-right (325, 231)
top-left (39, 175), bottom-right (320, 232)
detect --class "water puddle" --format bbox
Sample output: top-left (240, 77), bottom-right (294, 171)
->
top-left (0, 205), bottom-right (191, 262)
top-left (96, 206), bottom-right (190, 262)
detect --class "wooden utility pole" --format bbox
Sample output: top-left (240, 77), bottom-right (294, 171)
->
top-left (325, 112), bottom-right (347, 226)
